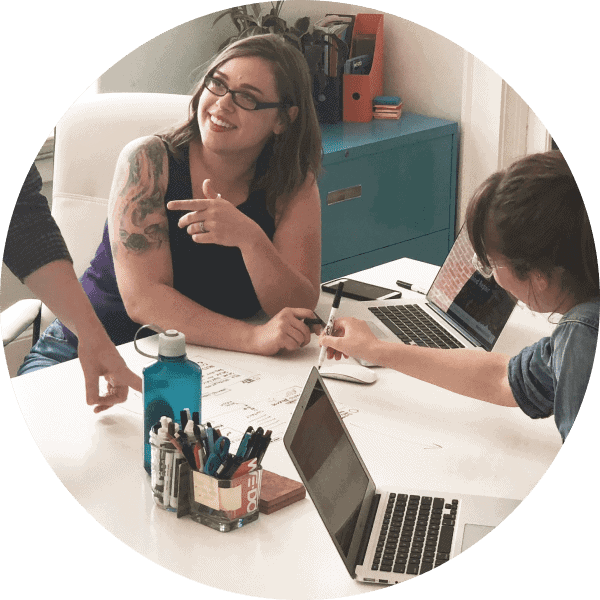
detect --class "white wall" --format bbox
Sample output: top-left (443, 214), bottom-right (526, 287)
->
top-left (97, 15), bottom-right (229, 94)
top-left (457, 53), bottom-right (504, 226)
top-left (95, 1), bottom-right (470, 209)
top-left (97, 2), bottom-right (465, 122)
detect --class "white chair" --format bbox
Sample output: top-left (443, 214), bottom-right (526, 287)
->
top-left (2, 93), bottom-right (192, 358)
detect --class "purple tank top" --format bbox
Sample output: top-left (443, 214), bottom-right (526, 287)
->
top-left (64, 143), bottom-right (275, 346)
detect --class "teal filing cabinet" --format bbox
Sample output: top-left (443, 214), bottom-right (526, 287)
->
top-left (319, 113), bottom-right (459, 280)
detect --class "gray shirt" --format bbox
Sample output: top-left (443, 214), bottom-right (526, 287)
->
top-left (3, 164), bottom-right (72, 281)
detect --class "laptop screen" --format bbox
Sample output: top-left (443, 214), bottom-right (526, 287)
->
top-left (426, 226), bottom-right (516, 351)
top-left (284, 368), bottom-right (377, 577)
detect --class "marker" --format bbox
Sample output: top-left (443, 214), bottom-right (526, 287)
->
top-left (396, 280), bottom-right (428, 295)
top-left (170, 449), bottom-right (185, 509)
top-left (255, 430), bottom-right (272, 466)
top-left (176, 429), bottom-right (198, 469)
top-left (317, 281), bottom-right (344, 370)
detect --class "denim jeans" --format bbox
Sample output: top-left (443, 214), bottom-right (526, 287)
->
top-left (17, 319), bottom-right (78, 375)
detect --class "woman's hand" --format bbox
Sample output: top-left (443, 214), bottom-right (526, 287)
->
top-left (249, 307), bottom-right (319, 356)
top-left (319, 317), bottom-right (379, 362)
top-left (167, 179), bottom-right (261, 249)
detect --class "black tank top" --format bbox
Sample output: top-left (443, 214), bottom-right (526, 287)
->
top-left (74, 143), bottom-right (276, 346)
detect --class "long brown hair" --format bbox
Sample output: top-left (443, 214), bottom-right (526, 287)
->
top-left (466, 151), bottom-right (599, 304)
top-left (159, 33), bottom-right (322, 217)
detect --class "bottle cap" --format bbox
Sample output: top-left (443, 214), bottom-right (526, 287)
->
top-left (158, 329), bottom-right (186, 357)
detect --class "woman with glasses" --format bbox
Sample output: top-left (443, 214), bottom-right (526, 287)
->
top-left (18, 34), bottom-right (323, 375)
top-left (320, 152), bottom-right (598, 441)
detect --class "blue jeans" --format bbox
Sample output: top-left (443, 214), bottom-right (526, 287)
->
top-left (17, 319), bottom-right (78, 375)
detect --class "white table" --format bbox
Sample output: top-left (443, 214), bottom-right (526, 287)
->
top-left (4, 259), bottom-right (592, 600)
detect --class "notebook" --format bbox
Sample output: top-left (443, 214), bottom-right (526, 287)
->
top-left (335, 225), bottom-right (517, 353)
top-left (284, 368), bottom-right (521, 584)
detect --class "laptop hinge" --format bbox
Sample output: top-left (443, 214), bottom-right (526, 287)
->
top-left (356, 493), bottom-right (381, 567)
top-left (427, 303), bottom-right (482, 348)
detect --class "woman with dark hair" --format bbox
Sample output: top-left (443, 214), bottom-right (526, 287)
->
top-left (19, 34), bottom-right (323, 374)
top-left (320, 151), bottom-right (599, 441)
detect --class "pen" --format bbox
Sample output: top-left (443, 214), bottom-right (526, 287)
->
top-left (255, 430), bottom-right (272, 466)
top-left (236, 426), bottom-right (254, 457)
top-left (317, 281), bottom-right (344, 370)
top-left (303, 311), bottom-right (326, 328)
top-left (180, 409), bottom-right (191, 431)
top-left (244, 427), bottom-right (264, 460)
top-left (396, 280), bottom-right (428, 295)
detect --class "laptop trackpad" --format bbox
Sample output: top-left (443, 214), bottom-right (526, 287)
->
top-left (460, 524), bottom-right (495, 552)
top-left (366, 320), bottom-right (391, 339)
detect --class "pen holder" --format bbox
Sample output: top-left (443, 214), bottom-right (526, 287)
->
top-left (188, 467), bottom-right (263, 532)
top-left (150, 440), bottom-right (186, 512)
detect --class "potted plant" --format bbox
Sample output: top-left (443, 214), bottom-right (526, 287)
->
top-left (213, 3), bottom-right (352, 123)
top-left (213, 2), bottom-right (310, 51)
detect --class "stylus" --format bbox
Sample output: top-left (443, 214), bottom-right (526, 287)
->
top-left (317, 282), bottom-right (345, 370)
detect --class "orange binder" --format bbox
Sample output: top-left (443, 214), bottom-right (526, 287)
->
top-left (343, 14), bottom-right (384, 123)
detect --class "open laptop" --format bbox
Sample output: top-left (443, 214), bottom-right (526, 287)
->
top-left (330, 225), bottom-right (517, 353)
top-left (284, 367), bottom-right (521, 585)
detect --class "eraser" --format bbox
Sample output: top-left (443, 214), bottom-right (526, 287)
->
top-left (259, 470), bottom-right (306, 515)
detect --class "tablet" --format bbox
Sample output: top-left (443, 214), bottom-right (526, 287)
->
top-left (321, 278), bottom-right (402, 301)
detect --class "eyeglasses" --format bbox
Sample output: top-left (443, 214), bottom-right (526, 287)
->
top-left (471, 254), bottom-right (506, 279)
top-left (203, 76), bottom-right (287, 111)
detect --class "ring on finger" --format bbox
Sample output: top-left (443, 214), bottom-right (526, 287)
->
top-left (198, 221), bottom-right (207, 234)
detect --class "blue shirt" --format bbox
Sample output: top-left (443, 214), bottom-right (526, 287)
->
top-left (508, 298), bottom-right (599, 441)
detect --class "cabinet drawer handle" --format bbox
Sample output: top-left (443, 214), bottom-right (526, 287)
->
top-left (326, 185), bottom-right (362, 205)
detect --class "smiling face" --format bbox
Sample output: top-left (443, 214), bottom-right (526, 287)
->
top-left (197, 56), bottom-right (287, 159)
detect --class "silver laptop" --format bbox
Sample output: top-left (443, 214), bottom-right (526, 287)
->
top-left (330, 225), bottom-right (517, 353)
top-left (284, 367), bottom-right (521, 584)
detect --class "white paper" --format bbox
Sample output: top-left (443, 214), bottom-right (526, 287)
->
top-left (116, 351), bottom-right (359, 447)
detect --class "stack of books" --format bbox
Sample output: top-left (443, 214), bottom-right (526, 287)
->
top-left (373, 95), bottom-right (403, 120)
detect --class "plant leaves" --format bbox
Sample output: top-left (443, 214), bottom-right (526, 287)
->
top-left (249, 3), bottom-right (263, 20)
top-left (294, 17), bottom-right (310, 34)
top-left (262, 15), bottom-right (286, 31)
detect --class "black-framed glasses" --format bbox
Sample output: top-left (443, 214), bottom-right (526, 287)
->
top-left (203, 76), bottom-right (287, 111)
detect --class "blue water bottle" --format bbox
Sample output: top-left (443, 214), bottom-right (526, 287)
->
top-left (134, 325), bottom-right (202, 474)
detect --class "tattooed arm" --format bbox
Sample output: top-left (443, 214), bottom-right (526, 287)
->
top-left (108, 137), bottom-right (316, 355)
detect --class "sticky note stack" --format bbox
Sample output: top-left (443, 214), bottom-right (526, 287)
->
top-left (373, 95), bottom-right (403, 120)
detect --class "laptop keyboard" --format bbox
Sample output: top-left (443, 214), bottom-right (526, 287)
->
top-left (372, 494), bottom-right (459, 575)
top-left (368, 305), bottom-right (465, 349)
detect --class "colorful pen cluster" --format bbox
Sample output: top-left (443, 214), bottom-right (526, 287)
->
top-left (149, 409), bottom-right (271, 511)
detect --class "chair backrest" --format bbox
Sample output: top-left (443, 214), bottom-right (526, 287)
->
top-left (52, 92), bottom-right (192, 278)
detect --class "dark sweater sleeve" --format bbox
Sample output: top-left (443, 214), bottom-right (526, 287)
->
top-left (3, 163), bottom-right (72, 282)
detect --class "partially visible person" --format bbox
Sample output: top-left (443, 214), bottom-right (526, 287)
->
top-left (4, 164), bottom-right (142, 412)
top-left (321, 151), bottom-right (599, 441)
top-left (19, 33), bottom-right (323, 375)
